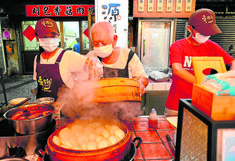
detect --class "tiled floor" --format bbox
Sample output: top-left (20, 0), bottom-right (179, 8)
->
top-left (128, 116), bottom-right (176, 161)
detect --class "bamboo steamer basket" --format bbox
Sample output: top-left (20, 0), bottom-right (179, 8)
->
top-left (91, 78), bottom-right (141, 103)
top-left (45, 122), bottom-right (132, 161)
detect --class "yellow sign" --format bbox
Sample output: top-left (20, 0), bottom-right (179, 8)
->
top-left (148, 0), bottom-right (154, 12)
top-left (138, 0), bottom-right (145, 12)
top-left (186, 0), bottom-right (192, 12)
top-left (176, 0), bottom-right (183, 12)
top-left (157, 0), bottom-right (163, 12)
top-left (166, 0), bottom-right (173, 12)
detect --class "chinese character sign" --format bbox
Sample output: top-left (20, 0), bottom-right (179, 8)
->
top-left (95, 0), bottom-right (128, 48)
top-left (26, 5), bottom-right (95, 17)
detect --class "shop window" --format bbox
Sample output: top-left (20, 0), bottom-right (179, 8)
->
top-left (21, 20), bottom-right (89, 54)
top-left (81, 21), bottom-right (89, 51)
top-left (63, 21), bottom-right (79, 50)
top-left (22, 21), bottom-right (39, 51)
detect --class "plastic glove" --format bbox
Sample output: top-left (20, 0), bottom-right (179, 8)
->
top-left (201, 71), bottom-right (235, 95)
top-left (85, 53), bottom-right (103, 80)
top-left (138, 79), bottom-right (146, 96)
top-left (218, 86), bottom-right (235, 96)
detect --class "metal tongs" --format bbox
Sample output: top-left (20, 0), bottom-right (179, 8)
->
top-left (166, 134), bottom-right (176, 156)
top-left (8, 97), bottom-right (31, 108)
top-left (0, 97), bottom-right (31, 118)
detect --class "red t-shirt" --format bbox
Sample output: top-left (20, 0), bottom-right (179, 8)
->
top-left (165, 39), bottom-right (235, 111)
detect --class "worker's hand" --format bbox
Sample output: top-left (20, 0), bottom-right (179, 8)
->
top-left (85, 53), bottom-right (103, 80)
top-left (138, 80), bottom-right (146, 96)
top-left (135, 76), bottom-right (148, 96)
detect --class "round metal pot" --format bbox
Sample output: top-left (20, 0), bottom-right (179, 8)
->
top-left (45, 122), bottom-right (132, 161)
top-left (3, 104), bottom-right (54, 135)
top-left (0, 119), bottom-right (56, 159)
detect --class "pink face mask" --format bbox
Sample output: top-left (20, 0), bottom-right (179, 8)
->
top-left (193, 32), bottom-right (211, 44)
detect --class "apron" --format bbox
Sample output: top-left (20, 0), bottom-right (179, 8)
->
top-left (102, 50), bottom-right (135, 78)
top-left (36, 50), bottom-right (66, 100)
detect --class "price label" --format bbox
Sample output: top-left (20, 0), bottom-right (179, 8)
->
top-left (166, 0), bottom-right (173, 12)
top-left (138, 0), bottom-right (145, 12)
top-left (157, 0), bottom-right (163, 12)
top-left (186, 0), bottom-right (192, 12)
top-left (148, 0), bottom-right (154, 12)
top-left (176, 0), bottom-right (182, 12)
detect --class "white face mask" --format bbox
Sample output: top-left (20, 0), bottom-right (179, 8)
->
top-left (93, 44), bottom-right (113, 58)
top-left (193, 32), bottom-right (210, 44)
top-left (39, 38), bottom-right (59, 52)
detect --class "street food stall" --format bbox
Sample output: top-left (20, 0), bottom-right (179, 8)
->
top-left (4, 0), bottom-right (235, 161)
top-left (0, 78), bottom-right (177, 160)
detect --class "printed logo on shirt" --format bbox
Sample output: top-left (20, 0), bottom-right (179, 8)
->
top-left (183, 56), bottom-right (194, 71)
top-left (38, 76), bottom-right (52, 92)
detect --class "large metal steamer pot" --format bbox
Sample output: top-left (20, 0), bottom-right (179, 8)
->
top-left (0, 119), bottom-right (56, 159)
top-left (45, 122), bottom-right (132, 161)
top-left (3, 104), bottom-right (54, 135)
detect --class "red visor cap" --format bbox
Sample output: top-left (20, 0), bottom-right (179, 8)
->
top-left (35, 18), bottom-right (59, 38)
top-left (188, 8), bottom-right (222, 36)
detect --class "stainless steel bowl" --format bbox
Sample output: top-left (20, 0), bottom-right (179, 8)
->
top-left (3, 104), bottom-right (54, 135)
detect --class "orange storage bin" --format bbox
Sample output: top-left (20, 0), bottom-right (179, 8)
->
top-left (191, 57), bottom-right (235, 121)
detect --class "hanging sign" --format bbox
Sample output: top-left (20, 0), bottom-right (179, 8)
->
top-left (176, 0), bottom-right (183, 12)
top-left (95, 0), bottom-right (128, 48)
top-left (138, 0), bottom-right (145, 12)
top-left (133, 0), bottom-right (196, 18)
top-left (166, 0), bottom-right (173, 12)
top-left (186, 0), bottom-right (193, 12)
top-left (157, 0), bottom-right (163, 12)
top-left (26, 5), bottom-right (95, 17)
top-left (148, 0), bottom-right (154, 12)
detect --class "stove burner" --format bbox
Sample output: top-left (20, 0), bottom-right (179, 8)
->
top-left (0, 119), bottom-right (56, 159)
top-left (8, 147), bottom-right (26, 158)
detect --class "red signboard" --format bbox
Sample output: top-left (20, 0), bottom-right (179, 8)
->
top-left (26, 5), bottom-right (95, 17)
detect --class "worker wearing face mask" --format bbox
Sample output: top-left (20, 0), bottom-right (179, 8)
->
top-left (33, 18), bottom-right (102, 100)
top-left (86, 21), bottom-right (148, 96)
top-left (165, 8), bottom-right (235, 116)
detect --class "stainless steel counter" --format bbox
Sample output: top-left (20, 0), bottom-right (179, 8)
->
top-left (142, 81), bottom-right (171, 115)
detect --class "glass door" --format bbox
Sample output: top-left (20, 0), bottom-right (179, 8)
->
top-left (138, 19), bottom-right (174, 75)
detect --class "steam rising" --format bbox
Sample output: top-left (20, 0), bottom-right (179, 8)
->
top-left (56, 79), bottom-right (143, 121)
